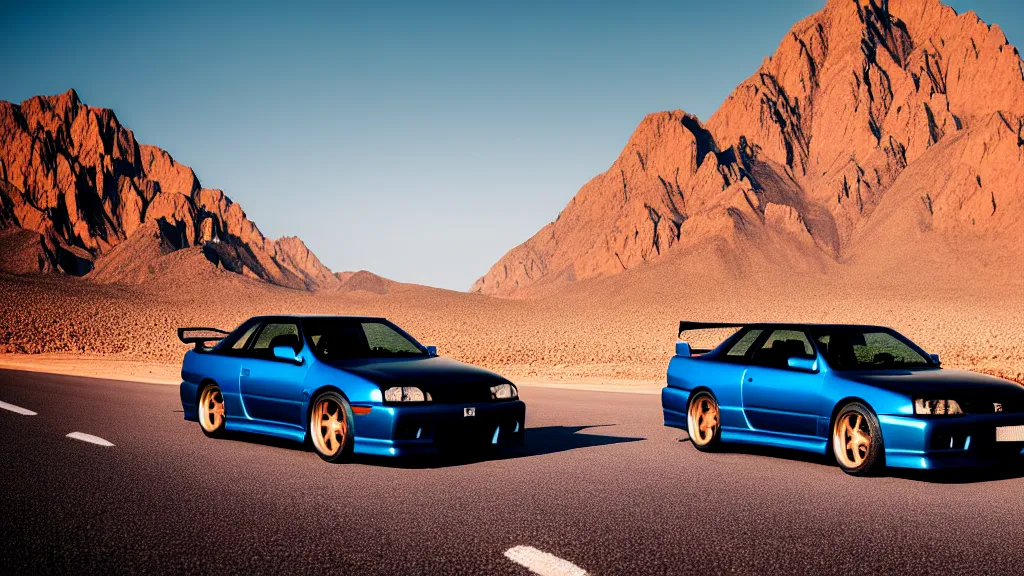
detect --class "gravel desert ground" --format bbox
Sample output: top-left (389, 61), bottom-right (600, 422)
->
top-left (2, 247), bottom-right (1021, 386)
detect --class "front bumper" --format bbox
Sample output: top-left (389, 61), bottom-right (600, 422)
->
top-left (351, 400), bottom-right (526, 457)
top-left (880, 413), bottom-right (1024, 470)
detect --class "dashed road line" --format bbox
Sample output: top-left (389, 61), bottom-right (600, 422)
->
top-left (504, 546), bottom-right (588, 576)
top-left (66, 432), bottom-right (115, 447)
top-left (0, 400), bottom-right (37, 416)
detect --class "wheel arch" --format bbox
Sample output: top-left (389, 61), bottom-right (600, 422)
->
top-left (196, 377), bottom-right (219, 405)
top-left (305, 384), bottom-right (357, 453)
top-left (688, 385), bottom-right (717, 403)
top-left (308, 384), bottom-right (352, 405)
top-left (304, 384), bottom-right (354, 437)
top-left (827, 396), bottom-right (880, 450)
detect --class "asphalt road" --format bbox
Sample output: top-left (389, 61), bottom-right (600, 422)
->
top-left (3, 369), bottom-right (1024, 575)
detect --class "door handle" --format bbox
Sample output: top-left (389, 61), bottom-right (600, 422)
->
top-left (748, 377), bottom-right (753, 382)
top-left (241, 368), bottom-right (250, 377)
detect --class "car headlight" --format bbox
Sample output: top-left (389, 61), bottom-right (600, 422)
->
top-left (383, 386), bottom-right (430, 402)
top-left (914, 399), bottom-right (963, 415)
top-left (490, 383), bottom-right (518, 400)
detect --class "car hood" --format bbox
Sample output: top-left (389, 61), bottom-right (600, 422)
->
top-left (838, 368), bottom-right (1024, 400)
top-left (325, 356), bottom-right (511, 388)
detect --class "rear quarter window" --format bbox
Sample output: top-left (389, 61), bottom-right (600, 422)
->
top-left (726, 329), bottom-right (763, 358)
top-left (214, 321), bottom-right (260, 354)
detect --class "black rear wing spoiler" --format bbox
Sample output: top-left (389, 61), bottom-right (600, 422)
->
top-left (677, 321), bottom-right (747, 355)
top-left (177, 327), bottom-right (230, 350)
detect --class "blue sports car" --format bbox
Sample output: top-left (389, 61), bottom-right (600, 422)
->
top-left (662, 322), bottom-right (1024, 475)
top-left (177, 315), bottom-right (525, 462)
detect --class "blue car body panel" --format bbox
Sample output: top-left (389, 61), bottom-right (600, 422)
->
top-left (180, 316), bottom-right (525, 455)
top-left (663, 324), bottom-right (1024, 469)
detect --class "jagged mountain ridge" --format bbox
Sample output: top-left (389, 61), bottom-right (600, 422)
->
top-left (473, 0), bottom-right (1024, 296)
top-left (0, 89), bottom-right (342, 290)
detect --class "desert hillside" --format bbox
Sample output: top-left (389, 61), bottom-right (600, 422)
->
top-left (0, 89), bottom-right (340, 290)
top-left (473, 0), bottom-right (1024, 296)
top-left (1, 0), bottom-right (1023, 387)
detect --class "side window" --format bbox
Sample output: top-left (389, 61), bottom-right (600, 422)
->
top-left (856, 332), bottom-right (924, 365)
top-left (752, 329), bottom-right (814, 369)
top-left (214, 321), bottom-right (260, 355)
top-left (250, 323), bottom-right (301, 359)
top-left (231, 324), bottom-right (260, 350)
top-left (725, 329), bottom-right (763, 360)
top-left (362, 322), bottom-right (422, 355)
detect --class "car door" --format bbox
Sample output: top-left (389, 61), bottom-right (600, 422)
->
top-left (213, 320), bottom-right (262, 418)
top-left (238, 321), bottom-right (310, 427)
top-left (741, 329), bottom-right (823, 437)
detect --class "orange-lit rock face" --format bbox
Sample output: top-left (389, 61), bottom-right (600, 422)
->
top-left (0, 89), bottom-right (337, 290)
top-left (473, 0), bottom-right (1024, 296)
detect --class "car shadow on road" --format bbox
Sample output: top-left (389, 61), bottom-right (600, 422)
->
top-left (708, 439), bottom-right (836, 467)
top-left (356, 424), bottom-right (645, 469)
top-left (679, 434), bottom-right (1024, 483)
top-left (223, 431), bottom-right (309, 452)
top-left (887, 463), bottom-right (1024, 484)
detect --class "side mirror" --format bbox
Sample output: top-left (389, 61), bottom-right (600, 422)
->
top-left (426, 345), bottom-right (438, 357)
top-left (929, 353), bottom-right (941, 366)
top-left (675, 341), bottom-right (692, 357)
top-left (273, 345), bottom-right (303, 364)
top-left (787, 356), bottom-right (818, 373)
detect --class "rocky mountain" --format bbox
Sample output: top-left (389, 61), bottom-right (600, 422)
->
top-left (0, 89), bottom-right (340, 290)
top-left (473, 0), bottom-right (1024, 296)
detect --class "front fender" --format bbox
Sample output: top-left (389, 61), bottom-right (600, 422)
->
top-left (300, 363), bottom-right (384, 432)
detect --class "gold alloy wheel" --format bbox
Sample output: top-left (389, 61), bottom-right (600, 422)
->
top-left (311, 397), bottom-right (348, 457)
top-left (688, 395), bottom-right (720, 446)
top-left (833, 410), bottom-right (872, 469)
top-left (199, 385), bottom-right (225, 433)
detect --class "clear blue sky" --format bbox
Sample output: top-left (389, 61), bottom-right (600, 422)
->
top-left (2, 1), bottom-right (1020, 290)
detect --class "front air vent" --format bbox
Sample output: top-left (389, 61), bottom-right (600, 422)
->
top-left (959, 400), bottom-right (1024, 414)
top-left (424, 384), bottom-right (494, 404)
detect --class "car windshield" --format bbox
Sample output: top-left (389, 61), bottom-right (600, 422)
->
top-left (304, 319), bottom-right (427, 360)
top-left (811, 327), bottom-right (934, 370)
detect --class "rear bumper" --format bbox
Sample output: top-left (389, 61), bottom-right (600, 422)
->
top-left (880, 414), bottom-right (1024, 470)
top-left (352, 400), bottom-right (526, 457)
top-left (180, 381), bottom-right (199, 422)
top-left (662, 386), bottom-right (690, 431)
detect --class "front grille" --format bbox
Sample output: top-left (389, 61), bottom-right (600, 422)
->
top-left (960, 400), bottom-right (1024, 414)
top-left (424, 384), bottom-right (495, 404)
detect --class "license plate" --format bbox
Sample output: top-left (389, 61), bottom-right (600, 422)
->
top-left (464, 407), bottom-right (476, 417)
top-left (996, 425), bottom-right (1024, 442)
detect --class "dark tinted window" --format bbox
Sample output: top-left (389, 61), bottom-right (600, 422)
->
top-left (213, 321), bottom-right (260, 354)
top-left (751, 329), bottom-right (814, 368)
top-left (725, 329), bottom-right (763, 359)
top-left (250, 323), bottom-right (301, 358)
top-left (231, 324), bottom-right (260, 350)
top-left (813, 328), bottom-right (931, 370)
top-left (305, 319), bottom-right (425, 360)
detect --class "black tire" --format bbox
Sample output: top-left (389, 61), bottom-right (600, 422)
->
top-left (687, 391), bottom-right (722, 452)
top-left (309, 391), bottom-right (355, 463)
top-left (832, 402), bottom-right (885, 476)
top-left (197, 382), bottom-right (226, 438)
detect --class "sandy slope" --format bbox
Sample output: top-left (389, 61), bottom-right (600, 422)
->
top-left (2, 248), bottom-right (1021, 386)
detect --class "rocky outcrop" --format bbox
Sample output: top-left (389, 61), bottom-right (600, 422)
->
top-left (474, 0), bottom-right (1024, 296)
top-left (0, 89), bottom-right (338, 290)
top-left (335, 270), bottom-right (392, 295)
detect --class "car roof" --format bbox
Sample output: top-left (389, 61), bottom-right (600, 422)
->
top-left (680, 321), bottom-right (893, 331)
top-left (246, 314), bottom-right (388, 322)
top-left (745, 323), bottom-right (892, 330)
top-left (678, 321), bottom-right (899, 338)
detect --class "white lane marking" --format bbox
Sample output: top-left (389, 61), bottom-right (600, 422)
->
top-left (0, 400), bottom-right (37, 416)
top-left (504, 546), bottom-right (588, 576)
top-left (66, 432), bottom-right (115, 447)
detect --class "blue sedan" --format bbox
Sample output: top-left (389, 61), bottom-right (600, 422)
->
top-left (662, 322), bottom-right (1024, 475)
top-left (178, 315), bottom-right (525, 462)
